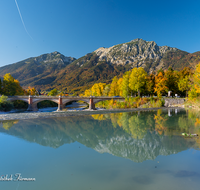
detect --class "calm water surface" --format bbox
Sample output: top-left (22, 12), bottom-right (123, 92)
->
top-left (0, 109), bottom-right (200, 190)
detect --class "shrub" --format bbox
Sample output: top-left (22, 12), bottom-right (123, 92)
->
top-left (0, 95), bottom-right (14, 111)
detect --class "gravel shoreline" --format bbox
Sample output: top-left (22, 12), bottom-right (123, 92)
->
top-left (0, 107), bottom-right (184, 121)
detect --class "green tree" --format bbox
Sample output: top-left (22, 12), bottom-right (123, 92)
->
top-left (146, 73), bottom-right (155, 96)
top-left (178, 76), bottom-right (190, 97)
top-left (128, 114), bottom-right (147, 139)
top-left (103, 84), bottom-right (110, 96)
top-left (2, 73), bottom-right (24, 95)
top-left (129, 68), bottom-right (147, 97)
top-left (165, 69), bottom-right (179, 95)
top-left (0, 95), bottom-right (14, 111)
top-left (48, 89), bottom-right (58, 96)
top-left (178, 67), bottom-right (192, 79)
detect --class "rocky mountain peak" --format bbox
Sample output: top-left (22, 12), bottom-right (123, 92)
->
top-left (94, 38), bottom-right (178, 70)
top-left (32, 51), bottom-right (76, 66)
top-left (130, 38), bottom-right (142, 42)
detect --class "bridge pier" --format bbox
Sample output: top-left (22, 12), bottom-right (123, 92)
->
top-left (57, 96), bottom-right (64, 111)
top-left (89, 97), bottom-right (96, 110)
top-left (27, 95), bottom-right (38, 111)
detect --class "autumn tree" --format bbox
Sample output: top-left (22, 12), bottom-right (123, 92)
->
top-left (165, 68), bottom-right (179, 95)
top-left (83, 89), bottom-right (92, 96)
top-left (14, 79), bottom-right (24, 95)
top-left (154, 72), bottom-right (168, 98)
top-left (103, 84), bottom-right (110, 96)
top-left (129, 67), bottom-right (147, 97)
top-left (157, 68), bottom-right (164, 75)
top-left (178, 76), bottom-right (190, 97)
top-left (145, 73), bottom-right (155, 96)
top-left (178, 67), bottom-right (192, 78)
top-left (121, 71), bottom-right (130, 98)
top-left (177, 67), bottom-right (193, 97)
top-left (91, 83), bottom-right (106, 96)
top-left (117, 78), bottom-right (123, 97)
top-left (192, 63), bottom-right (200, 94)
top-left (2, 73), bottom-right (24, 95)
top-left (26, 86), bottom-right (38, 96)
top-left (109, 76), bottom-right (119, 96)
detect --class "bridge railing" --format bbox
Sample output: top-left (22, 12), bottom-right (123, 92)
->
top-left (6, 95), bottom-right (125, 99)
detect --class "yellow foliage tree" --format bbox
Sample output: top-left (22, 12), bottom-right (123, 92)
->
top-left (121, 71), bottom-right (130, 97)
top-left (84, 89), bottom-right (92, 96)
top-left (26, 87), bottom-right (38, 96)
top-left (154, 72), bottom-right (168, 98)
top-left (194, 63), bottom-right (200, 93)
top-left (2, 73), bottom-right (24, 95)
top-left (91, 83), bottom-right (106, 96)
top-left (117, 78), bottom-right (123, 96)
top-left (109, 76), bottom-right (119, 96)
top-left (129, 67), bottom-right (147, 97)
top-left (178, 76), bottom-right (190, 97)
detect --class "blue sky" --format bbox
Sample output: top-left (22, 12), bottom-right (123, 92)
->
top-left (0, 0), bottom-right (200, 67)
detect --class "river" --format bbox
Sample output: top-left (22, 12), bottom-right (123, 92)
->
top-left (0, 108), bottom-right (200, 190)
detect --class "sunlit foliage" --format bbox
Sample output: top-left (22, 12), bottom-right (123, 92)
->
top-left (154, 72), bottom-right (168, 98)
top-left (129, 68), bottom-right (147, 97)
top-left (2, 73), bottom-right (24, 96)
top-left (26, 86), bottom-right (38, 96)
top-left (48, 89), bottom-right (58, 96)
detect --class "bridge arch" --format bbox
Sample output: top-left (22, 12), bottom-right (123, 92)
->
top-left (62, 99), bottom-right (89, 109)
top-left (33, 99), bottom-right (59, 105)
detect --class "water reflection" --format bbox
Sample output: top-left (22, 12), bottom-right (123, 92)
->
top-left (0, 109), bottom-right (199, 162)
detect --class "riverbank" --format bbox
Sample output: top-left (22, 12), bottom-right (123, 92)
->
top-left (0, 107), bottom-right (184, 121)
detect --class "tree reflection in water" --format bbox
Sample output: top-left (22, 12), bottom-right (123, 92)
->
top-left (0, 109), bottom-right (199, 162)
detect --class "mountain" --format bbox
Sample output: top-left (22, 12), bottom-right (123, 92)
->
top-left (0, 38), bottom-right (200, 93)
top-left (0, 51), bottom-right (76, 90)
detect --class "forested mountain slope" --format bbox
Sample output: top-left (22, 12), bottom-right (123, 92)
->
top-left (0, 39), bottom-right (199, 93)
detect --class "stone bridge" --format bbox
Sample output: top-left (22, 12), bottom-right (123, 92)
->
top-left (7, 96), bottom-right (125, 111)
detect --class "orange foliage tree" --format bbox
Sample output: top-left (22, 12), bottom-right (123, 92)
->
top-left (26, 87), bottom-right (38, 96)
top-left (154, 72), bottom-right (168, 98)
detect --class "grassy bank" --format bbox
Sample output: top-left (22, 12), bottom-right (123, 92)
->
top-left (184, 97), bottom-right (200, 110)
top-left (96, 97), bottom-right (165, 109)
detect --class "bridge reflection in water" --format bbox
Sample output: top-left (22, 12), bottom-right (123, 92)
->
top-left (7, 96), bottom-right (124, 111)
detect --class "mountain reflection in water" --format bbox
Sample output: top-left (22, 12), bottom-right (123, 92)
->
top-left (0, 109), bottom-right (199, 163)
